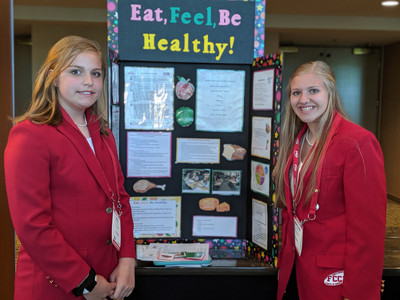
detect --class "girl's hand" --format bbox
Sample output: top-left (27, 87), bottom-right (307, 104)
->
top-left (109, 257), bottom-right (136, 299)
top-left (83, 275), bottom-right (115, 300)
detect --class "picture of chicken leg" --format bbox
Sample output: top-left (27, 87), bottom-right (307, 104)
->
top-left (133, 180), bottom-right (166, 193)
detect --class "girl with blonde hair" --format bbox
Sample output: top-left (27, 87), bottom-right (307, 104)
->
top-left (5, 35), bottom-right (136, 299)
top-left (275, 61), bottom-right (386, 300)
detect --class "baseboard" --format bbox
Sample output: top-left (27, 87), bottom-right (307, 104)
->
top-left (387, 193), bottom-right (400, 204)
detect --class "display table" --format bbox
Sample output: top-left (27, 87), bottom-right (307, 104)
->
top-left (127, 249), bottom-right (400, 300)
top-left (128, 255), bottom-right (278, 300)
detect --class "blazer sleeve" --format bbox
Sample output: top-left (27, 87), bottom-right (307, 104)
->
top-left (106, 132), bottom-right (136, 259)
top-left (4, 124), bottom-right (91, 293)
top-left (341, 131), bottom-right (386, 300)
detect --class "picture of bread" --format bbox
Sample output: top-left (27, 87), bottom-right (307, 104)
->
top-left (222, 144), bottom-right (247, 161)
top-left (216, 202), bottom-right (230, 212)
top-left (199, 198), bottom-right (219, 211)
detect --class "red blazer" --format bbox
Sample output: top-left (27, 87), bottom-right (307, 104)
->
top-left (277, 116), bottom-right (386, 300)
top-left (4, 108), bottom-right (135, 299)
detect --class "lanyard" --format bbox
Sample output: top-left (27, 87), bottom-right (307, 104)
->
top-left (101, 136), bottom-right (122, 216)
top-left (291, 113), bottom-right (342, 224)
top-left (292, 126), bottom-right (308, 196)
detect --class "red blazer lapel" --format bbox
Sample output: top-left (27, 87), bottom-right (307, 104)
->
top-left (56, 108), bottom-right (111, 199)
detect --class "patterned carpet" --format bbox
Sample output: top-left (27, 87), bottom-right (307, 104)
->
top-left (384, 199), bottom-right (400, 268)
top-left (387, 199), bottom-right (400, 228)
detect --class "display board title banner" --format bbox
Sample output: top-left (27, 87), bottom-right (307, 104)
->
top-left (118, 0), bottom-right (255, 64)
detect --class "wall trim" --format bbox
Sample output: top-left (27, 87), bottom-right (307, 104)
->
top-left (387, 193), bottom-right (400, 204)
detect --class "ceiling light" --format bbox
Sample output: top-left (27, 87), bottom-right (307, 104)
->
top-left (381, 1), bottom-right (399, 6)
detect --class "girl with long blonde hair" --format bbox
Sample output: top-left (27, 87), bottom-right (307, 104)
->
top-left (5, 36), bottom-right (136, 299)
top-left (275, 61), bottom-right (386, 300)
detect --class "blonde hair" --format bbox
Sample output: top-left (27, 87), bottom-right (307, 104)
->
top-left (274, 61), bottom-right (348, 208)
top-left (14, 35), bottom-right (109, 135)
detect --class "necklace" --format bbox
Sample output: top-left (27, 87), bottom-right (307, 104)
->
top-left (74, 116), bottom-right (87, 127)
top-left (305, 129), bottom-right (314, 146)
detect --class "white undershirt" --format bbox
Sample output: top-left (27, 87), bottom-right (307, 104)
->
top-left (86, 137), bottom-right (95, 153)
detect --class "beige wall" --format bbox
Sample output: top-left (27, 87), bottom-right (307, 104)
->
top-left (31, 23), bottom-right (107, 83)
top-left (264, 31), bottom-right (280, 55)
top-left (381, 41), bottom-right (400, 199)
top-left (13, 23), bottom-right (107, 114)
top-left (14, 43), bottom-right (32, 116)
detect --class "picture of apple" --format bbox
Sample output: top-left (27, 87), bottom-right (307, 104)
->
top-left (175, 76), bottom-right (195, 100)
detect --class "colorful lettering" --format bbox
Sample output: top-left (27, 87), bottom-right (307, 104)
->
top-left (141, 33), bottom-right (234, 61)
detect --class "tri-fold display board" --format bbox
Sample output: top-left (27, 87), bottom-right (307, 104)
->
top-left (107, 0), bottom-right (281, 266)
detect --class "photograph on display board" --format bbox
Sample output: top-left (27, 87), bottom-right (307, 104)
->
top-left (250, 160), bottom-right (270, 197)
top-left (252, 68), bottom-right (275, 110)
top-left (211, 170), bottom-right (241, 196)
top-left (182, 169), bottom-right (211, 194)
top-left (124, 66), bottom-right (174, 130)
top-left (130, 196), bottom-right (181, 238)
top-left (195, 69), bottom-right (245, 132)
top-left (251, 116), bottom-right (272, 159)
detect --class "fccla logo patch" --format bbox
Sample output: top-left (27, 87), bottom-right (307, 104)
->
top-left (324, 271), bottom-right (344, 286)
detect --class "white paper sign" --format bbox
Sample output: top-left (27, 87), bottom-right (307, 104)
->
top-left (196, 69), bottom-right (245, 132)
top-left (192, 216), bottom-right (237, 237)
top-left (251, 116), bottom-right (272, 159)
top-left (124, 66), bottom-right (174, 130)
top-left (252, 199), bottom-right (268, 250)
top-left (111, 62), bottom-right (119, 105)
top-left (176, 138), bottom-right (220, 164)
top-left (111, 105), bottom-right (120, 157)
top-left (127, 132), bottom-right (171, 177)
top-left (130, 197), bottom-right (181, 238)
top-left (252, 68), bottom-right (274, 110)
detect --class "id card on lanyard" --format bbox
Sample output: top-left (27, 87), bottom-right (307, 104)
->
top-left (294, 215), bottom-right (303, 256)
top-left (102, 137), bottom-right (122, 251)
top-left (112, 205), bottom-right (122, 251)
top-left (291, 113), bottom-right (342, 256)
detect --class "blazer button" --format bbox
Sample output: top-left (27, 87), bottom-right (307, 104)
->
top-left (106, 240), bottom-right (112, 246)
top-left (106, 207), bottom-right (113, 214)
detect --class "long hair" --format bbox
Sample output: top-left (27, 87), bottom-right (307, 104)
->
top-left (274, 61), bottom-right (348, 208)
top-left (14, 35), bottom-right (109, 135)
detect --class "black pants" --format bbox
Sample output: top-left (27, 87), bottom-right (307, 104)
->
top-left (283, 265), bottom-right (300, 300)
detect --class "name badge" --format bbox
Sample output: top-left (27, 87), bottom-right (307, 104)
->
top-left (294, 216), bottom-right (303, 256)
top-left (112, 207), bottom-right (121, 251)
